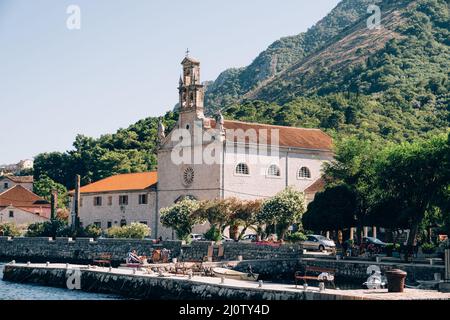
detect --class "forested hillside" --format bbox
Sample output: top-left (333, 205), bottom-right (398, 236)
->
top-left (33, 0), bottom-right (449, 192)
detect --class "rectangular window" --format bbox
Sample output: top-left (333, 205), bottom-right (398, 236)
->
top-left (94, 222), bottom-right (101, 228)
top-left (107, 221), bottom-right (112, 229)
top-left (108, 196), bottom-right (112, 206)
top-left (93, 196), bottom-right (102, 206)
top-left (119, 195), bottom-right (128, 206)
top-left (139, 194), bottom-right (148, 205)
top-left (80, 198), bottom-right (83, 207)
top-left (9, 211), bottom-right (14, 218)
top-left (4, 183), bottom-right (9, 189)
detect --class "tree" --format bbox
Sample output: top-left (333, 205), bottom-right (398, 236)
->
top-left (374, 133), bottom-right (450, 258)
top-left (257, 187), bottom-right (306, 240)
top-left (303, 184), bottom-right (357, 232)
top-left (33, 175), bottom-right (69, 209)
top-left (160, 199), bottom-right (203, 241)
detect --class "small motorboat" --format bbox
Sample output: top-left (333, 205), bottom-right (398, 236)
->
top-left (212, 267), bottom-right (259, 281)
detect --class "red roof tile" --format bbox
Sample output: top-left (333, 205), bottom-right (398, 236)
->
top-left (0, 185), bottom-right (50, 208)
top-left (76, 172), bottom-right (158, 194)
top-left (210, 119), bottom-right (333, 150)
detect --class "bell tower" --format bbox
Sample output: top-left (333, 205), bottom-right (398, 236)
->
top-left (178, 53), bottom-right (205, 127)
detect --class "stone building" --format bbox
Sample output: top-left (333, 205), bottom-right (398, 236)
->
top-left (0, 175), bottom-right (34, 194)
top-left (75, 56), bottom-right (333, 239)
top-left (0, 185), bottom-right (50, 225)
top-left (76, 172), bottom-right (157, 229)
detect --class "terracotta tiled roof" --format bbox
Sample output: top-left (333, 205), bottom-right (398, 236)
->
top-left (305, 178), bottom-right (326, 194)
top-left (0, 185), bottom-right (50, 208)
top-left (1, 175), bottom-right (34, 183)
top-left (76, 172), bottom-right (158, 194)
top-left (210, 119), bottom-right (333, 150)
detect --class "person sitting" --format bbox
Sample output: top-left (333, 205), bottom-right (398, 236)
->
top-left (127, 250), bottom-right (143, 264)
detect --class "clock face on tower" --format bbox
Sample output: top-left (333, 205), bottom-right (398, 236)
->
top-left (182, 166), bottom-right (195, 186)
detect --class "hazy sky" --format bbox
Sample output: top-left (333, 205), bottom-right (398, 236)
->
top-left (0, 0), bottom-right (340, 164)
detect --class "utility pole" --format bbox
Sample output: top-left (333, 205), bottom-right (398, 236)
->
top-left (50, 190), bottom-right (58, 220)
top-left (71, 175), bottom-right (81, 231)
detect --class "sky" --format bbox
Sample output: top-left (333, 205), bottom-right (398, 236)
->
top-left (0, 0), bottom-right (340, 164)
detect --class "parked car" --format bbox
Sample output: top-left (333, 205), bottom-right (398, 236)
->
top-left (241, 234), bottom-right (257, 242)
top-left (301, 235), bottom-right (336, 251)
top-left (190, 233), bottom-right (206, 241)
top-left (362, 237), bottom-right (387, 254)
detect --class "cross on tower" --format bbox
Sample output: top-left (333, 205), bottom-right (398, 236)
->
top-left (185, 48), bottom-right (190, 57)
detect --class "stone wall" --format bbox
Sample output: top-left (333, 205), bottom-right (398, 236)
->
top-left (0, 237), bottom-right (300, 265)
top-left (222, 242), bottom-right (302, 261)
top-left (0, 237), bottom-right (182, 265)
top-left (298, 258), bottom-right (445, 283)
top-left (0, 264), bottom-right (343, 300)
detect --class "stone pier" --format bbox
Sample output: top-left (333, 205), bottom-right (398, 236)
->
top-left (3, 263), bottom-right (450, 301)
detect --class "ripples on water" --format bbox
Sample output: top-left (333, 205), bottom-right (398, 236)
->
top-left (0, 263), bottom-right (123, 300)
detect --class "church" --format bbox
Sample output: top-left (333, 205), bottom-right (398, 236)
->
top-left (75, 56), bottom-right (333, 239)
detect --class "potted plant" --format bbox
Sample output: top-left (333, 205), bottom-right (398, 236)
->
top-left (421, 243), bottom-right (436, 255)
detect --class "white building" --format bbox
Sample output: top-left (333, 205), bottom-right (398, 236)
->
top-left (76, 56), bottom-right (333, 239)
top-left (76, 172), bottom-right (157, 229)
top-left (0, 175), bottom-right (34, 194)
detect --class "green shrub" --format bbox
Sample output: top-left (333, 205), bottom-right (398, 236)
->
top-left (0, 223), bottom-right (21, 237)
top-left (26, 219), bottom-right (70, 237)
top-left (204, 226), bottom-right (221, 242)
top-left (106, 223), bottom-right (151, 239)
top-left (421, 243), bottom-right (436, 254)
top-left (83, 224), bottom-right (102, 238)
top-left (285, 231), bottom-right (307, 243)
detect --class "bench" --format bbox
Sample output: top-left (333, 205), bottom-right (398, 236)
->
top-left (295, 265), bottom-right (336, 289)
top-left (93, 253), bottom-right (112, 267)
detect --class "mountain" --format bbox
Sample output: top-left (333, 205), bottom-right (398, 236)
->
top-left (204, 0), bottom-right (376, 112)
top-left (208, 0), bottom-right (449, 142)
top-left (33, 0), bottom-right (449, 189)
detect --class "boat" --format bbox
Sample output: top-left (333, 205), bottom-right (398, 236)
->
top-left (212, 267), bottom-right (259, 281)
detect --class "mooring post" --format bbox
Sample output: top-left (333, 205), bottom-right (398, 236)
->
top-left (445, 249), bottom-right (450, 281)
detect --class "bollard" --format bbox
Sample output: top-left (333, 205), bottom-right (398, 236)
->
top-left (237, 255), bottom-right (243, 262)
top-left (319, 282), bottom-right (325, 292)
top-left (303, 283), bottom-right (308, 291)
top-left (446, 249), bottom-right (450, 281)
top-left (109, 267), bottom-right (112, 272)
top-left (221, 277), bottom-right (225, 284)
top-left (46, 262), bottom-right (50, 267)
top-left (27, 262), bottom-right (31, 266)
top-left (65, 263), bottom-right (69, 269)
top-left (259, 280), bottom-right (263, 288)
top-left (11, 260), bottom-right (16, 265)
top-left (376, 256), bottom-right (382, 263)
top-left (386, 269), bottom-right (407, 293)
top-left (133, 269), bottom-right (137, 275)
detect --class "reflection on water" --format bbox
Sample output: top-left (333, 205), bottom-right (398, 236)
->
top-left (0, 263), bottom-right (123, 300)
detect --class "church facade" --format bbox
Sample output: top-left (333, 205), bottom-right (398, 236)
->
top-left (76, 56), bottom-right (333, 239)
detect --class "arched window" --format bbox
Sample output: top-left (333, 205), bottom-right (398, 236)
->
top-left (236, 163), bottom-right (250, 175)
top-left (267, 164), bottom-right (281, 177)
top-left (298, 167), bottom-right (311, 179)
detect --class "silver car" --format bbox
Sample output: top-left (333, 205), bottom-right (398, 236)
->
top-left (302, 235), bottom-right (336, 251)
